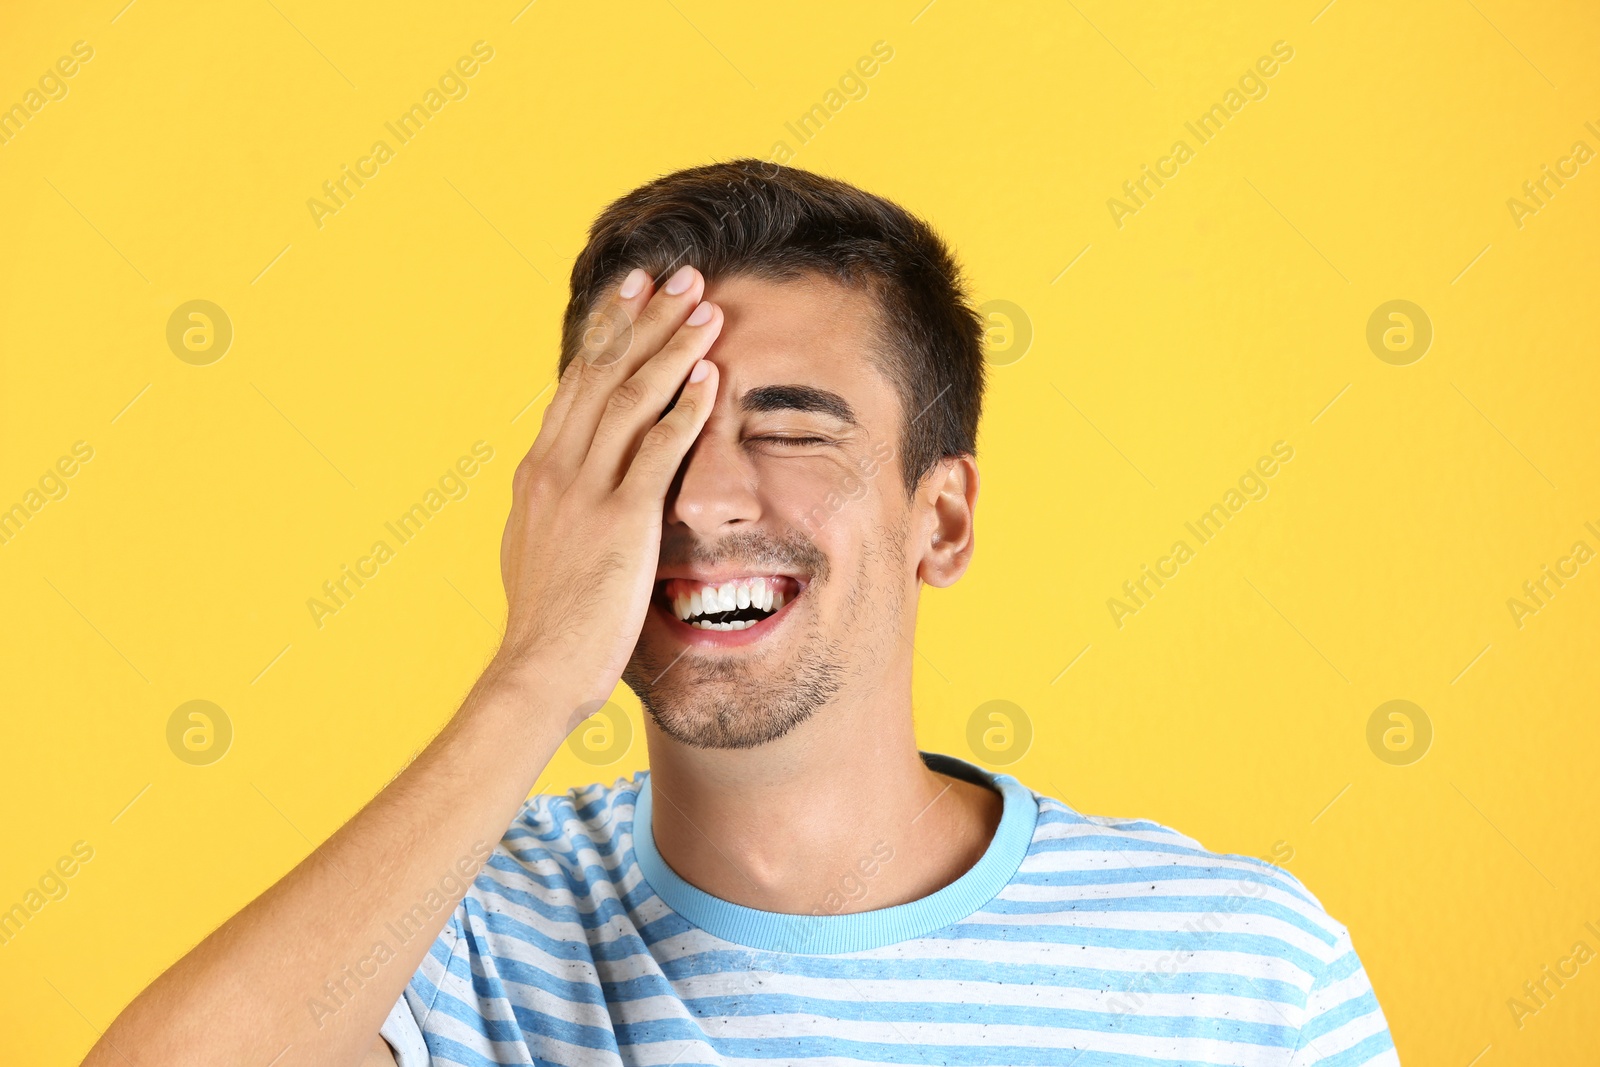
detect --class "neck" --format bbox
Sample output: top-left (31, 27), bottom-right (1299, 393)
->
top-left (640, 668), bottom-right (1003, 916)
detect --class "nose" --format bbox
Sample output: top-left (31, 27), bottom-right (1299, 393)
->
top-left (665, 416), bottom-right (761, 536)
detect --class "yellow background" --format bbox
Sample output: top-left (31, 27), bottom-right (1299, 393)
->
top-left (2, 0), bottom-right (1597, 1061)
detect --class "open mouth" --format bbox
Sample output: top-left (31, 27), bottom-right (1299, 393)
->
top-left (657, 575), bottom-right (805, 631)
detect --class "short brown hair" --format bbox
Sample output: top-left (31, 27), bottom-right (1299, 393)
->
top-left (559, 159), bottom-right (986, 495)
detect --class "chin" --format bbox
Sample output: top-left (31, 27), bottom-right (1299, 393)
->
top-left (623, 626), bottom-right (850, 751)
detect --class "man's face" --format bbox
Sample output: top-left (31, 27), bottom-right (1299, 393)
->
top-left (622, 272), bottom-right (920, 749)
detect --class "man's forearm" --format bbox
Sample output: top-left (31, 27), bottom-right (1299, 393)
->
top-left (83, 664), bottom-right (574, 1067)
top-left (83, 260), bottom-right (720, 1066)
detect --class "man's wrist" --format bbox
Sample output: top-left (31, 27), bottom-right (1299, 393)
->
top-left (475, 650), bottom-right (597, 735)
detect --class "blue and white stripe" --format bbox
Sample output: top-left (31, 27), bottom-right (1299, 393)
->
top-left (382, 751), bottom-right (1397, 1066)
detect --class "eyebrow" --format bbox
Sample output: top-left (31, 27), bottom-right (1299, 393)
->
top-left (737, 384), bottom-right (859, 426)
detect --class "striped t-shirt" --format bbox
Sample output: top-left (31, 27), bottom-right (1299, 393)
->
top-left (379, 751), bottom-right (1398, 1066)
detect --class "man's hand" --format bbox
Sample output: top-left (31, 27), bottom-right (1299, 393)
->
top-left (493, 263), bottom-right (721, 719)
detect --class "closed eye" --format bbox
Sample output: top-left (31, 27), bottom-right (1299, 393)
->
top-left (753, 435), bottom-right (828, 447)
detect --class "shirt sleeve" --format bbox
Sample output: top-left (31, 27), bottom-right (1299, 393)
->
top-left (1288, 927), bottom-right (1401, 1066)
top-left (377, 905), bottom-right (468, 1067)
top-left (380, 991), bottom-right (431, 1067)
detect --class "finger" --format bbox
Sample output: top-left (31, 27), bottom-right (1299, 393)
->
top-left (620, 359), bottom-right (718, 502)
top-left (528, 268), bottom-right (656, 470)
top-left (547, 264), bottom-right (705, 472)
top-left (526, 329), bottom-right (611, 468)
top-left (585, 299), bottom-right (723, 485)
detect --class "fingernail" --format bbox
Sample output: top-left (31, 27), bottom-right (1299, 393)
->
top-left (686, 300), bottom-right (713, 325)
top-left (619, 268), bottom-right (647, 299)
top-left (664, 264), bottom-right (696, 295)
top-left (689, 360), bottom-right (711, 383)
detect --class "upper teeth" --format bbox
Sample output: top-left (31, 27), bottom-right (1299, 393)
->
top-left (673, 577), bottom-right (788, 630)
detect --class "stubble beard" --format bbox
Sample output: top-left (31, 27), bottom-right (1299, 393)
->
top-left (623, 525), bottom-right (908, 751)
top-left (623, 616), bottom-right (849, 750)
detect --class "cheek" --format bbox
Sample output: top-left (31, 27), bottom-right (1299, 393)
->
top-left (749, 451), bottom-right (914, 589)
top-left (754, 456), bottom-right (864, 532)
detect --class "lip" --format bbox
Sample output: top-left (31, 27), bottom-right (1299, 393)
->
top-left (655, 568), bottom-right (811, 588)
top-left (649, 575), bottom-right (807, 649)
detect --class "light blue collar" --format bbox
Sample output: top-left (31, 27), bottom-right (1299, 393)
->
top-left (631, 750), bottom-right (1038, 953)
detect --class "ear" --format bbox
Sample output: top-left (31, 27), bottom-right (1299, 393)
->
top-left (915, 455), bottom-right (978, 588)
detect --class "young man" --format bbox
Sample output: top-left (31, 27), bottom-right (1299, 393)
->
top-left (86, 161), bottom-right (1397, 1066)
